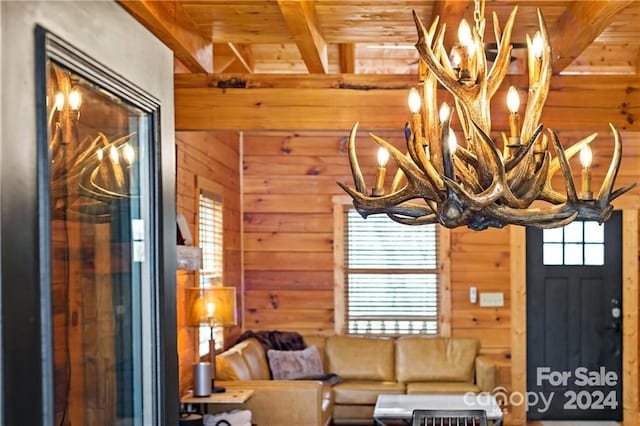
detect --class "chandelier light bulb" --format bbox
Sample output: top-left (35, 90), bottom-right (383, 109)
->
top-left (54, 92), bottom-right (65, 111)
top-left (451, 50), bottom-right (461, 68)
top-left (408, 88), bottom-right (421, 113)
top-left (96, 148), bottom-right (103, 161)
top-left (507, 86), bottom-right (520, 114)
top-left (458, 19), bottom-right (472, 48)
top-left (377, 147), bottom-right (390, 167)
top-left (532, 31), bottom-right (544, 59)
top-left (109, 145), bottom-right (119, 163)
top-left (580, 144), bottom-right (593, 169)
top-left (448, 130), bottom-right (458, 154)
top-left (68, 88), bottom-right (81, 111)
top-left (123, 143), bottom-right (135, 164)
top-left (439, 103), bottom-right (451, 124)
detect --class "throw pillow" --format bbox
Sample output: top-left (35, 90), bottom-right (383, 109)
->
top-left (267, 345), bottom-right (324, 380)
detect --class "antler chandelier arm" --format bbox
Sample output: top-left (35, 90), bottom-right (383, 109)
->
top-left (521, 9), bottom-right (552, 145)
top-left (338, 2), bottom-right (636, 230)
top-left (486, 7), bottom-right (518, 98)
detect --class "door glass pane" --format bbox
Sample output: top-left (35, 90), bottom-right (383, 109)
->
top-left (543, 243), bottom-right (563, 265)
top-left (564, 243), bottom-right (583, 265)
top-left (584, 221), bottom-right (604, 243)
top-left (585, 244), bottom-right (605, 265)
top-left (543, 227), bottom-right (563, 243)
top-left (47, 60), bottom-right (149, 426)
top-left (564, 221), bottom-right (583, 242)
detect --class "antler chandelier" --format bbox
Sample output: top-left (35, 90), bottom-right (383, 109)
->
top-left (339, 0), bottom-right (636, 230)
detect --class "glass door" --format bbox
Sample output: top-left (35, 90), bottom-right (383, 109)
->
top-left (43, 35), bottom-right (157, 426)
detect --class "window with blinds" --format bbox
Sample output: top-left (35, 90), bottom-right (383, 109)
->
top-left (198, 190), bottom-right (223, 356)
top-left (345, 209), bottom-right (439, 335)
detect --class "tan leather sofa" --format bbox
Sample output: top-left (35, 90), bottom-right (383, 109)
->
top-left (213, 338), bottom-right (334, 426)
top-left (212, 335), bottom-right (496, 426)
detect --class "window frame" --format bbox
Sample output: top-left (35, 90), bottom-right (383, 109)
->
top-left (194, 175), bottom-right (225, 357)
top-left (332, 195), bottom-right (451, 337)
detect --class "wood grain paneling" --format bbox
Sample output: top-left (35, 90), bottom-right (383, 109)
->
top-left (175, 130), bottom-right (242, 396)
top-left (235, 124), bottom-right (638, 426)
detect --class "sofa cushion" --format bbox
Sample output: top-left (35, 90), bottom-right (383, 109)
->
top-left (396, 337), bottom-right (479, 383)
top-left (234, 338), bottom-right (271, 380)
top-left (303, 335), bottom-right (327, 370)
top-left (326, 336), bottom-right (395, 381)
top-left (333, 404), bottom-right (375, 422)
top-left (267, 345), bottom-right (324, 380)
top-left (216, 350), bottom-right (252, 381)
top-left (406, 382), bottom-right (481, 394)
top-left (333, 381), bottom-right (405, 404)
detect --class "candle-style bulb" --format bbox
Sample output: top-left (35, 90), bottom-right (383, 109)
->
top-left (507, 86), bottom-right (520, 114)
top-left (96, 148), bottom-right (104, 161)
top-left (408, 88), bottom-right (421, 114)
top-left (448, 130), bottom-right (458, 154)
top-left (532, 31), bottom-right (544, 59)
top-left (439, 103), bottom-right (451, 124)
top-left (109, 145), bottom-right (119, 163)
top-left (54, 92), bottom-right (65, 111)
top-left (123, 143), bottom-right (135, 164)
top-left (580, 144), bottom-right (593, 169)
top-left (68, 88), bottom-right (81, 111)
top-left (458, 19), bottom-right (472, 48)
top-left (580, 143), bottom-right (593, 200)
top-left (451, 50), bottom-right (461, 68)
top-left (377, 147), bottom-right (390, 167)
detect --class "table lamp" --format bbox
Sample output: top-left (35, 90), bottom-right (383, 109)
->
top-left (185, 285), bottom-right (237, 393)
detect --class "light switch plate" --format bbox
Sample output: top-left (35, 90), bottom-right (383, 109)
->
top-left (479, 292), bottom-right (504, 307)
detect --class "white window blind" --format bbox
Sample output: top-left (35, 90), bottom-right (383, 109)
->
top-left (345, 209), bottom-right (439, 335)
top-left (198, 190), bottom-right (223, 356)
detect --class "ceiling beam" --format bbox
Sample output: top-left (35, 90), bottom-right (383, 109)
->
top-left (430, 0), bottom-right (471, 49)
top-left (277, 0), bottom-right (328, 74)
top-left (549, 0), bottom-right (634, 74)
top-left (339, 44), bottom-right (355, 74)
top-left (227, 43), bottom-right (254, 73)
top-left (175, 74), bottom-right (639, 131)
top-left (118, 0), bottom-right (213, 74)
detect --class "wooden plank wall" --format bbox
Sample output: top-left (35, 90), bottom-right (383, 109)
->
top-left (240, 125), bottom-right (639, 423)
top-left (174, 121), bottom-right (639, 423)
top-left (175, 131), bottom-right (242, 396)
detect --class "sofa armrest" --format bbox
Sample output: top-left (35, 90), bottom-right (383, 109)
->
top-left (206, 380), bottom-right (331, 426)
top-left (475, 356), bottom-right (497, 392)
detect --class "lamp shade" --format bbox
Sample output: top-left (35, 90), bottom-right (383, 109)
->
top-left (185, 286), bottom-right (237, 327)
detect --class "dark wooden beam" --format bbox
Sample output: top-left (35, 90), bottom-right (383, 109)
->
top-left (118, 0), bottom-right (213, 74)
top-left (174, 74), bottom-right (639, 131)
top-left (549, 0), bottom-right (634, 74)
top-left (339, 44), bottom-right (355, 74)
top-left (277, 0), bottom-right (328, 74)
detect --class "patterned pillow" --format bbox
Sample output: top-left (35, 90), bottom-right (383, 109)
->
top-left (267, 345), bottom-right (324, 380)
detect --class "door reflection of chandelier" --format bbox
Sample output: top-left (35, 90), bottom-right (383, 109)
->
top-left (339, 0), bottom-right (636, 230)
top-left (49, 65), bottom-right (137, 222)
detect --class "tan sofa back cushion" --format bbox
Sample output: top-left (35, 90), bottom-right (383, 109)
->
top-left (395, 337), bottom-right (479, 383)
top-left (303, 335), bottom-right (327, 370)
top-left (326, 336), bottom-right (395, 381)
top-left (216, 350), bottom-right (252, 381)
top-left (216, 338), bottom-right (271, 380)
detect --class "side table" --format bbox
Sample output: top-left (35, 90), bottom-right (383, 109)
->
top-left (181, 389), bottom-right (254, 414)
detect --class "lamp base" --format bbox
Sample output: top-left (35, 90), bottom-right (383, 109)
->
top-left (212, 385), bottom-right (226, 393)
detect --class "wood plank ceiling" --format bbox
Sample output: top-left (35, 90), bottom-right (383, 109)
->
top-left (120, 0), bottom-right (640, 77)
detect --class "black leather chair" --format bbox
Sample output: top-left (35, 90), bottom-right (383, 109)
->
top-left (411, 409), bottom-right (488, 426)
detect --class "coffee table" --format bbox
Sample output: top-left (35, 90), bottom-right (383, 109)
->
top-left (373, 394), bottom-right (503, 425)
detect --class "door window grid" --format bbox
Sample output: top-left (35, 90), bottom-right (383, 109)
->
top-left (344, 209), bottom-right (439, 335)
top-left (198, 191), bottom-right (223, 356)
top-left (542, 221), bottom-right (604, 265)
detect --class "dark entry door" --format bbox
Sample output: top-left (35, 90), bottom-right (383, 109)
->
top-left (526, 211), bottom-right (622, 421)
